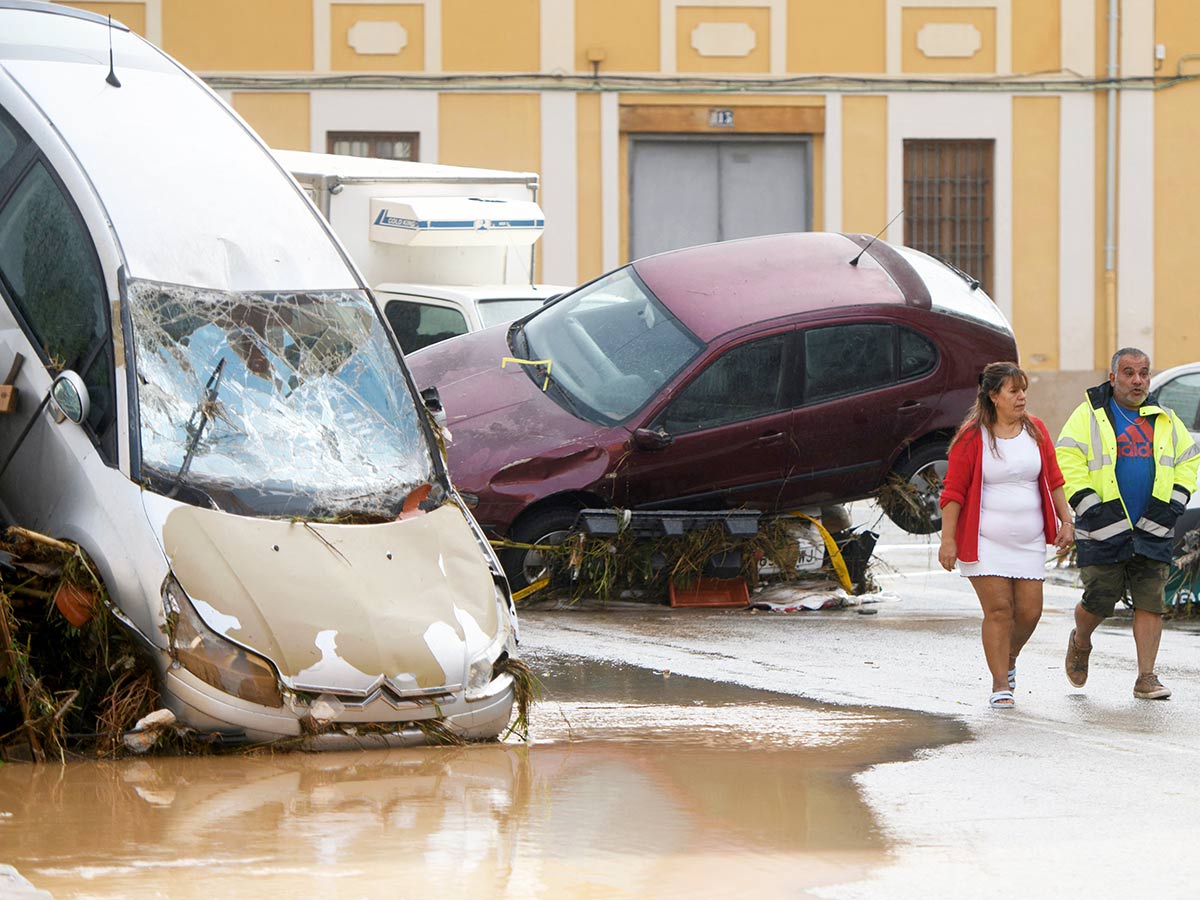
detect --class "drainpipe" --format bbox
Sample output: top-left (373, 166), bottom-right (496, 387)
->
top-left (1104, 0), bottom-right (1119, 351)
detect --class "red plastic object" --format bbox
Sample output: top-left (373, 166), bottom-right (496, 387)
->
top-left (668, 577), bottom-right (750, 608)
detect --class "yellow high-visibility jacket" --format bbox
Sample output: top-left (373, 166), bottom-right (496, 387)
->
top-left (1055, 382), bottom-right (1200, 565)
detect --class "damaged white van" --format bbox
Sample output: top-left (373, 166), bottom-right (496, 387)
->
top-left (0, 2), bottom-right (519, 745)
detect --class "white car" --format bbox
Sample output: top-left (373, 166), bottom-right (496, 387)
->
top-left (377, 283), bottom-right (567, 354)
top-left (1152, 362), bottom-right (1200, 535)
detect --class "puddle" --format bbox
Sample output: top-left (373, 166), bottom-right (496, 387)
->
top-left (0, 653), bottom-right (966, 899)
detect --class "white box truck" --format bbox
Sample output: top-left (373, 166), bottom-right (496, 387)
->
top-left (274, 149), bottom-right (568, 353)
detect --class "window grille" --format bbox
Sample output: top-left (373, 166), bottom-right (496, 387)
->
top-left (326, 131), bottom-right (418, 162)
top-left (903, 139), bottom-right (993, 295)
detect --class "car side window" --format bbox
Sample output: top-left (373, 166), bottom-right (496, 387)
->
top-left (900, 327), bottom-right (937, 379)
top-left (659, 334), bottom-right (787, 433)
top-left (0, 161), bottom-right (115, 441)
top-left (385, 300), bottom-right (468, 353)
top-left (1157, 373), bottom-right (1200, 431)
top-left (804, 324), bottom-right (895, 403)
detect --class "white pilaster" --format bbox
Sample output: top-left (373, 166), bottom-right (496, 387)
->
top-left (1116, 90), bottom-right (1154, 352)
top-left (600, 91), bottom-right (619, 270)
top-left (540, 0), bottom-right (573, 74)
top-left (1060, 0), bottom-right (1095, 75)
top-left (1058, 93), bottom-right (1095, 370)
top-left (539, 92), bottom-right (578, 285)
top-left (822, 94), bottom-right (842, 233)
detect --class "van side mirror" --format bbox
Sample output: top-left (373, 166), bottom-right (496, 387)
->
top-left (632, 428), bottom-right (673, 451)
top-left (50, 371), bottom-right (89, 425)
top-left (420, 386), bottom-right (447, 430)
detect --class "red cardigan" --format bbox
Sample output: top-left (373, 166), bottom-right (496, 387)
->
top-left (938, 416), bottom-right (1066, 562)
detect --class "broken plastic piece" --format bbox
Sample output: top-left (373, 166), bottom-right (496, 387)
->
top-left (122, 708), bottom-right (177, 754)
top-left (309, 693), bottom-right (346, 725)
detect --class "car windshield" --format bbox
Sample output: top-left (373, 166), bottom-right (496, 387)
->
top-left (128, 279), bottom-right (438, 519)
top-left (477, 298), bottom-right (546, 328)
top-left (519, 267), bottom-right (701, 423)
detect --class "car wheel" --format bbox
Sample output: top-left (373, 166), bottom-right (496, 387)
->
top-left (501, 505), bottom-right (584, 590)
top-left (881, 442), bottom-right (949, 535)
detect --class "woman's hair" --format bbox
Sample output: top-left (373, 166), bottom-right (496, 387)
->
top-left (951, 360), bottom-right (1039, 453)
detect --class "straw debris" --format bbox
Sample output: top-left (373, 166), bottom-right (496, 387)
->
top-left (0, 527), bottom-right (159, 762)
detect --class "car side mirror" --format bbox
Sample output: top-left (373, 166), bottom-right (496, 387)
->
top-left (420, 385), bottom-right (447, 430)
top-left (49, 371), bottom-right (89, 425)
top-left (632, 427), bottom-right (673, 451)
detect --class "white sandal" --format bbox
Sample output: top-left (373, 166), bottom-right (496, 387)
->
top-left (989, 690), bottom-right (1015, 709)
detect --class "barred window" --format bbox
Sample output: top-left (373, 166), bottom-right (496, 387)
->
top-left (327, 131), bottom-right (418, 161)
top-left (903, 139), bottom-right (993, 295)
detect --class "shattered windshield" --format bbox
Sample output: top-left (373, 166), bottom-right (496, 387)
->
top-left (128, 279), bottom-right (437, 518)
top-left (519, 267), bottom-right (701, 424)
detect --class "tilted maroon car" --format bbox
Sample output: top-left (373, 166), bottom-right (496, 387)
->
top-left (407, 232), bottom-right (1017, 585)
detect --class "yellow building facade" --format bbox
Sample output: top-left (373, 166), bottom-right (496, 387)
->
top-left (57, 0), bottom-right (1200, 403)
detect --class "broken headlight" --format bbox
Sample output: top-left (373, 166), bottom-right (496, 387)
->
top-left (162, 575), bottom-right (283, 708)
top-left (464, 583), bottom-right (515, 701)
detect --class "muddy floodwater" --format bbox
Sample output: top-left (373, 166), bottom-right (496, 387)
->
top-left (0, 652), bottom-right (966, 899)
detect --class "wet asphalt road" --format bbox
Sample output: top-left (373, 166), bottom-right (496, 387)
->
top-left (517, 502), bottom-right (1200, 900)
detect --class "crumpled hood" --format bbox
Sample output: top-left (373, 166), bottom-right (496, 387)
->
top-left (160, 503), bottom-right (498, 695)
top-left (407, 327), bottom-right (610, 491)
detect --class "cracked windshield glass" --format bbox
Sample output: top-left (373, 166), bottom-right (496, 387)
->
top-left (128, 279), bottom-right (436, 519)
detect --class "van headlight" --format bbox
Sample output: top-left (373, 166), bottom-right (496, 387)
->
top-left (464, 583), bottom-right (515, 701)
top-left (162, 575), bottom-right (283, 709)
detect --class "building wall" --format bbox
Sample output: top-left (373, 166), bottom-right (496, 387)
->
top-left (52, 0), bottom-right (1200, 377)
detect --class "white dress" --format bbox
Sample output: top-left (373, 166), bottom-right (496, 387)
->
top-left (958, 428), bottom-right (1047, 580)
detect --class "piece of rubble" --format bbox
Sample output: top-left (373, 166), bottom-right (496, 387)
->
top-left (122, 708), bottom-right (177, 754)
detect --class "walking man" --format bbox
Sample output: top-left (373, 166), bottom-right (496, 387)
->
top-left (1056, 348), bottom-right (1199, 698)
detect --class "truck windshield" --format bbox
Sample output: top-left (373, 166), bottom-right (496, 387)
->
top-left (128, 279), bottom-right (437, 519)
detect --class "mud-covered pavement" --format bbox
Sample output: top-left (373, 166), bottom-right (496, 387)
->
top-left (517, 503), bottom-right (1200, 899)
top-left (5, 502), bottom-right (1199, 899)
top-left (1, 654), bottom-right (965, 899)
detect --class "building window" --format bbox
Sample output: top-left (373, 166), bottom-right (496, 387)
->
top-left (903, 139), bottom-right (993, 295)
top-left (326, 131), bottom-right (418, 161)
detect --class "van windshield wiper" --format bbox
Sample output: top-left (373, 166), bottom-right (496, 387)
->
top-left (171, 356), bottom-right (225, 494)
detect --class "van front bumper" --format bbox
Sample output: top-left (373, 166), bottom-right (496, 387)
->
top-left (163, 666), bottom-right (517, 746)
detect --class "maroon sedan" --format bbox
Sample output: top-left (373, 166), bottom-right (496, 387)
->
top-left (407, 232), bottom-right (1017, 585)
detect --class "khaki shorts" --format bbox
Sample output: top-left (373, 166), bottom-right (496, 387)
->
top-left (1079, 555), bottom-right (1169, 617)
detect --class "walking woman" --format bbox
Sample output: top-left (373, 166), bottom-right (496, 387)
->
top-left (938, 362), bottom-right (1075, 708)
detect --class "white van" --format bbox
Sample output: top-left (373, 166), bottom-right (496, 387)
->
top-left (0, 2), bottom-right (519, 746)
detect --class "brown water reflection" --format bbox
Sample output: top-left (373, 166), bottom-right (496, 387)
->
top-left (0, 653), bottom-right (966, 899)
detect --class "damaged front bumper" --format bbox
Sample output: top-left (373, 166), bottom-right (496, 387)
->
top-left (162, 664), bottom-right (517, 747)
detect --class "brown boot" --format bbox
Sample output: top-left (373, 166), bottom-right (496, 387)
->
top-left (1065, 628), bottom-right (1091, 688)
top-left (1133, 673), bottom-right (1171, 700)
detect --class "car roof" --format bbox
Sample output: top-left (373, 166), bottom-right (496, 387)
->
top-left (631, 232), bottom-right (926, 344)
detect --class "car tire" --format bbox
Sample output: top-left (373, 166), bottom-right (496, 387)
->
top-left (881, 442), bottom-right (949, 535)
top-left (501, 504), bottom-right (585, 590)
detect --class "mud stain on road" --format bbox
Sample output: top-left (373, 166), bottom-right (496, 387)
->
top-left (0, 653), bottom-right (966, 900)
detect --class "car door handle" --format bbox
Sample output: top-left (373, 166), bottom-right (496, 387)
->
top-left (757, 431), bottom-right (785, 446)
top-left (897, 400), bottom-right (923, 414)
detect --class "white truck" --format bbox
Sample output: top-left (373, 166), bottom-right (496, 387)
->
top-left (274, 149), bottom-right (567, 353)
